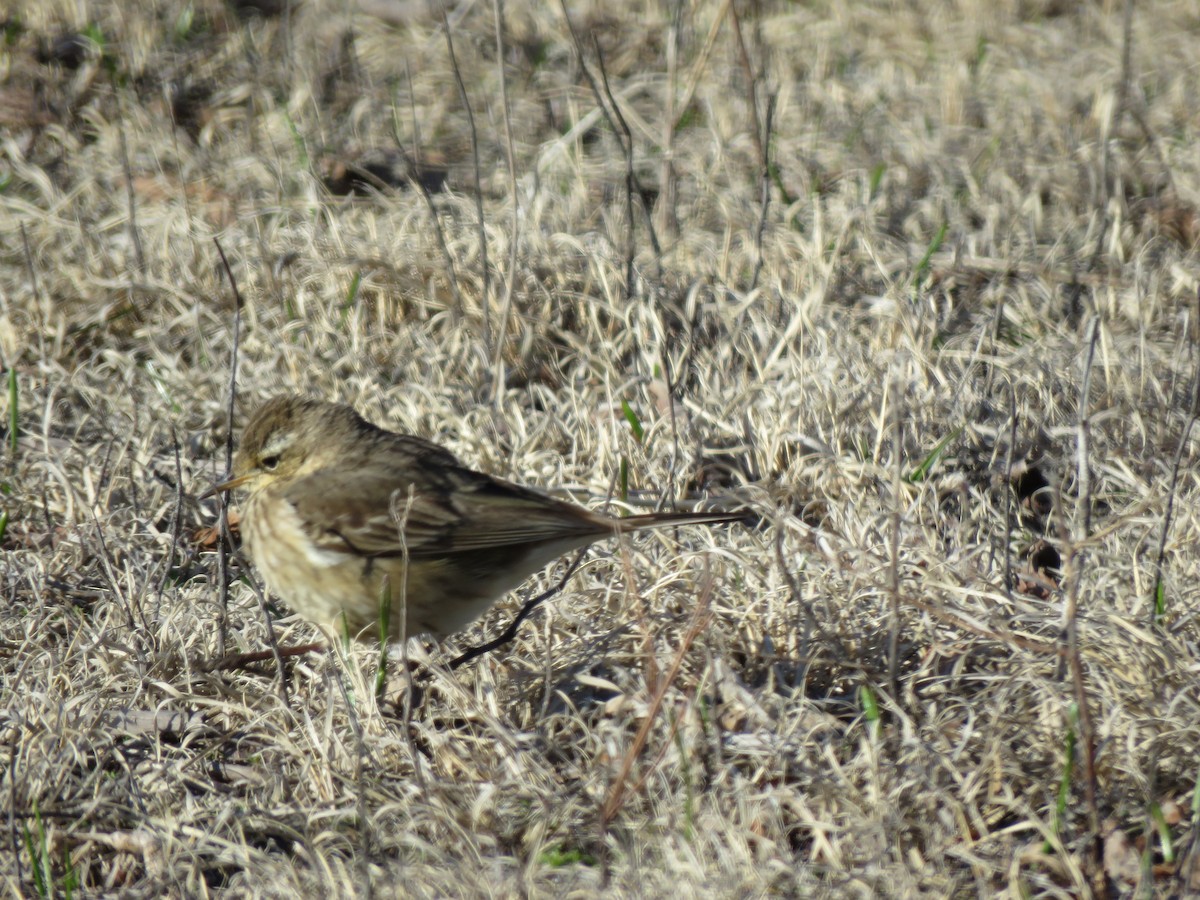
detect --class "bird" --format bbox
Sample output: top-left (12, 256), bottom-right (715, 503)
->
top-left (201, 395), bottom-right (745, 642)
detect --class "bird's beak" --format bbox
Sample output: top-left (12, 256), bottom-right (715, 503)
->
top-left (198, 472), bottom-right (252, 500)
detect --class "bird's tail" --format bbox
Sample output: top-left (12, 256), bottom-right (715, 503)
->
top-left (614, 508), bottom-right (753, 532)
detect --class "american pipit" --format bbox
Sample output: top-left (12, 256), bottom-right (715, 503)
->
top-left (202, 395), bottom-right (744, 641)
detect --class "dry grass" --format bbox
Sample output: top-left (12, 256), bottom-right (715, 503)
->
top-left (3, 0), bottom-right (1200, 896)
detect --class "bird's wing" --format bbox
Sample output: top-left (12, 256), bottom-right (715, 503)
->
top-left (281, 443), bottom-right (609, 558)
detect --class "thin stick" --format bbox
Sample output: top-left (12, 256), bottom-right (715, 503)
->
top-left (596, 36), bottom-right (663, 276)
top-left (727, 4), bottom-right (766, 167)
top-left (1149, 286), bottom-right (1200, 624)
top-left (155, 424), bottom-right (186, 606)
top-left (729, 3), bottom-right (773, 290)
top-left (390, 96), bottom-right (465, 319)
top-left (593, 35), bottom-right (636, 297)
top-left (212, 238), bottom-right (244, 659)
top-left (621, 521), bottom-right (657, 695)
top-left (1061, 315), bottom-right (1105, 887)
top-left (7, 734), bottom-right (20, 887)
top-left (774, 520), bottom-right (851, 668)
top-left (1003, 383), bottom-right (1018, 600)
top-left (1127, 100), bottom-right (1177, 198)
top-left (887, 379), bottom-right (903, 699)
top-left (89, 507), bottom-right (137, 630)
top-left (658, 347), bottom-right (680, 512)
top-left (661, 0), bottom-right (683, 237)
top-left (600, 564), bottom-right (714, 827)
top-left (447, 549), bottom-right (589, 671)
top-left (18, 223), bottom-right (47, 367)
top-left (557, 0), bottom-right (662, 291)
top-left (196, 513), bottom-right (294, 697)
top-left (443, 11), bottom-right (490, 357)
top-left (491, 0), bottom-right (522, 407)
top-left (673, 0), bottom-right (732, 132)
top-left (1093, 0), bottom-right (1134, 233)
top-left (118, 107), bottom-right (146, 272)
top-left (1067, 0), bottom-right (1134, 324)
top-left (750, 96), bottom-right (775, 290)
top-left (1074, 318), bottom-right (1098, 540)
top-left (448, 433), bottom-right (622, 670)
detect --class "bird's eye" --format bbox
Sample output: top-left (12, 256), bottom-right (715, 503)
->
top-left (261, 454), bottom-right (282, 471)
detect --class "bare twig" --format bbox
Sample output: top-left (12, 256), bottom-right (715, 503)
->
top-left (660, 0), bottom-right (683, 237)
top-left (728, 4), bottom-right (765, 168)
top-left (117, 104), bottom-right (146, 273)
top-left (154, 424), bottom-right (186, 606)
top-left (750, 95), bottom-right (775, 290)
top-left (7, 736), bottom-right (20, 887)
top-left (391, 81), bottom-right (464, 319)
top-left (1074, 318), bottom-right (1098, 540)
top-left (597, 37), bottom-right (663, 273)
top-left (80, 429), bottom-right (151, 639)
top-left (557, 0), bottom-right (662, 295)
top-left (673, 0), bottom-right (732, 132)
top-left (1096, 0), bottom-right (1134, 220)
top-left (1061, 315), bottom-right (1105, 888)
top-left (593, 35), bottom-right (636, 297)
top-left (658, 347), bottom-right (680, 512)
top-left (1150, 286), bottom-right (1200, 625)
top-left (449, 468), bottom-right (620, 670)
top-left (1127, 99), bottom-right (1177, 198)
top-left (1115, 0), bottom-right (1135, 151)
top-left (1069, 0), bottom-right (1134, 323)
top-left (212, 238), bottom-right (244, 659)
top-left (491, 0), bottom-right (522, 407)
top-left (88, 500), bottom-right (138, 631)
top-left (447, 549), bottom-right (589, 671)
top-left (1003, 382), bottom-right (1018, 600)
top-left (600, 562), bottom-right (715, 827)
top-left (729, 3), bottom-right (775, 289)
top-left (774, 520), bottom-right (851, 671)
top-left (18, 223), bottom-right (47, 365)
top-left (887, 381), bottom-right (903, 700)
top-left (620, 521), bottom-right (658, 694)
top-left (443, 11), bottom-right (490, 357)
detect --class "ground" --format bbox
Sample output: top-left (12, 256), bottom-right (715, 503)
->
top-left (2, 0), bottom-right (1200, 896)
